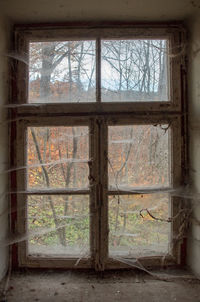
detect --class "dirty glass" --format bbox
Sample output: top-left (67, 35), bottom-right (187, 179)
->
top-left (108, 124), bottom-right (170, 189)
top-left (101, 39), bottom-right (168, 102)
top-left (109, 194), bottom-right (170, 257)
top-left (27, 126), bottom-right (89, 189)
top-left (28, 195), bottom-right (90, 257)
top-left (29, 41), bottom-right (96, 103)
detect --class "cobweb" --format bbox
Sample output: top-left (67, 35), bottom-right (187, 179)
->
top-left (1, 40), bottom-right (200, 300)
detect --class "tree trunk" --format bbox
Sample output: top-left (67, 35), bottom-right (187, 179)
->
top-left (40, 43), bottom-right (56, 100)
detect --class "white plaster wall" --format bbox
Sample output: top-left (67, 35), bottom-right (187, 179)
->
top-left (187, 13), bottom-right (200, 277)
top-left (0, 15), bottom-right (10, 281)
top-left (0, 0), bottom-right (198, 23)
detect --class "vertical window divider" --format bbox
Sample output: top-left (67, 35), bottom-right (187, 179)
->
top-left (17, 120), bottom-right (28, 265)
top-left (98, 117), bottom-right (108, 270)
top-left (96, 38), bottom-right (101, 103)
top-left (94, 117), bottom-right (103, 270)
top-left (89, 118), bottom-right (100, 269)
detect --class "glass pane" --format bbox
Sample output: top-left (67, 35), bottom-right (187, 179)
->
top-left (28, 195), bottom-right (90, 257)
top-left (108, 125), bottom-right (170, 189)
top-left (109, 194), bottom-right (170, 257)
top-left (27, 126), bottom-right (89, 189)
top-left (101, 40), bottom-right (168, 102)
top-left (29, 41), bottom-right (96, 103)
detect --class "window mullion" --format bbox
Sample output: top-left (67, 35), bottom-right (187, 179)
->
top-left (96, 38), bottom-right (101, 103)
top-left (98, 117), bottom-right (108, 270)
top-left (89, 118), bottom-right (101, 269)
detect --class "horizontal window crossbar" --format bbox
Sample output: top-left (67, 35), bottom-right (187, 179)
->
top-left (12, 188), bottom-right (90, 195)
top-left (108, 186), bottom-right (174, 195)
top-left (11, 103), bottom-right (181, 116)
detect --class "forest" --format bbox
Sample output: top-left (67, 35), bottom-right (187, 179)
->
top-left (27, 39), bottom-right (170, 258)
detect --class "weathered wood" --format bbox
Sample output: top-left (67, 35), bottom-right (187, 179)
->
top-left (12, 23), bottom-right (186, 270)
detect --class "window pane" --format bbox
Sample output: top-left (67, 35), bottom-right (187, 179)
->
top-left (108, 125), bottom-right (170, 189)
top-left (27, 126), bottom-right (89, 189)
top-left (101, 40), bottom-right (168, 102)
top-left (109, 194), bottom-right (170, 258)
top-left (29, 41), bottom-right (96, 103)
top-left (28, 195), bottom-right (90, 257)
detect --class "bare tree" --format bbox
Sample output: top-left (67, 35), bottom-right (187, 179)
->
top-left (101, 39), bottom-right (167, 101)
top-left (29, 41), bottom-right (94, 247)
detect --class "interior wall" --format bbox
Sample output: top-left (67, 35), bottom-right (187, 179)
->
top-left (187, 13), bottom-right (200, 277)
top-left (0, 15), bottom-right (10, 281)
top-left (0, 0), bottom-right (198, 23)
top-left (0, 0), bottom-right (199, 279)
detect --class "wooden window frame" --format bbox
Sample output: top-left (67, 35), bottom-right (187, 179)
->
top-left (10, 23), bottom-right (187, 270)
